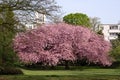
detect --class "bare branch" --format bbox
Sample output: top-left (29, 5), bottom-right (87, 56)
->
top-left (0, 0), bottom-right (61, 25)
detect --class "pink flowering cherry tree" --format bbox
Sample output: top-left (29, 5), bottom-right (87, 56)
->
top-left (13, 23), bottom-right (112, 69)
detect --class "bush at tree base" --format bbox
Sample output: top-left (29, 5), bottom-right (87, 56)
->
top-left (0, 66), bottom-right (23, 75)
top-left (13, 23), bottom-right (112, 68)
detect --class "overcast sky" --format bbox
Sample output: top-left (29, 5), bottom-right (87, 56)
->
top-left (56, 0), bottom-right (120, 24)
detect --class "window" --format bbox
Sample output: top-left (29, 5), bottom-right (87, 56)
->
top-left (110, 25), bottom-right (118, 30)
top-left (110, 33), bottom-right (118, 37)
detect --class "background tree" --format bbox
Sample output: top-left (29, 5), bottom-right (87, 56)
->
top-left (13, 23), bottom-right (112, 69)
top-left (0, 0), bottom-right (61, 26)
top-left (63, 13), bottom-right (91, 28)
top-left (90, 17), bottom-right (101, 32)
top-left (48, 13), bottom-right (63, 24)
top-left (0, 4), bottom-right (18, 66)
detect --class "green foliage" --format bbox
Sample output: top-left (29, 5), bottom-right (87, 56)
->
top-left (110, 45), bottom-right (120, 61)
top-left (63, 13), bottom-right (91, 28)
top-left (110, 38), bottom-right (120, 61)
top-left (111, 39), bottom-right (120, 49)
top-left (0, 4), bottom-right (18, 66)
top-left (110, 33), bottom-right (120, 61)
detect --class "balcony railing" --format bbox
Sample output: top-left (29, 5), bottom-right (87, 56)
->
top-left (109, 36), bottom-right (118, 40)
top-left (109, 29), bottom-right (120, 33)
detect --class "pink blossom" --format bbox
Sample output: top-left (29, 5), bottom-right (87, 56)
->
top-left (13, 23), bottom-right (112, 66)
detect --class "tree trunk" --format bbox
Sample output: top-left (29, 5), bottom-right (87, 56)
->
top-left (50, 66), bottom-right (55, 70)
top-left (65, 61), bottom-right (70, 70)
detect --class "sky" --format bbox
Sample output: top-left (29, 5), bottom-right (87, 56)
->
top-left (56, 0), bottom-right (120, 24)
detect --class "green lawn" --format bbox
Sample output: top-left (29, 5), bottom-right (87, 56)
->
top-left (0, 68), bottom-right (120, 80)
top-left (22, 68), bottom-right (120, 76)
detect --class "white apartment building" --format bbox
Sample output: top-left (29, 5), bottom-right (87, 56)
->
top-left (100, 24), bottom-right (120, 41)
top-left (25, 12), bottom-right (45, 29)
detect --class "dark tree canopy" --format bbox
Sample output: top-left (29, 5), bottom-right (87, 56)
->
top-left (13, 23), bottom-right (112, 67)
top-left (63, 13), bottom-right (91, 28)
top-left (0, 5), bottom-right (17, 66)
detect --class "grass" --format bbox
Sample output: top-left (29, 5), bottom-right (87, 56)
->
top-left (1, 68), bottom-right (120, 80)
top-left (22, 68), bottom-right (120, 76)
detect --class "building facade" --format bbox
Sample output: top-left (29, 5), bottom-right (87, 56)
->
top-left (100, 24), bottom-right (120, 41)
top-left (25, 12), bottom-right (45, 29)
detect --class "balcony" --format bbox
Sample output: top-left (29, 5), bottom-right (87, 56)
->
top-left (109, 34), bottom-right (118, 40)
top-left (109, 29), bottom-right (120, 33)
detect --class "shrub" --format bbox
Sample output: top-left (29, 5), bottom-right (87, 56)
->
top-left (0, 67), bottom-right (23, 75)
